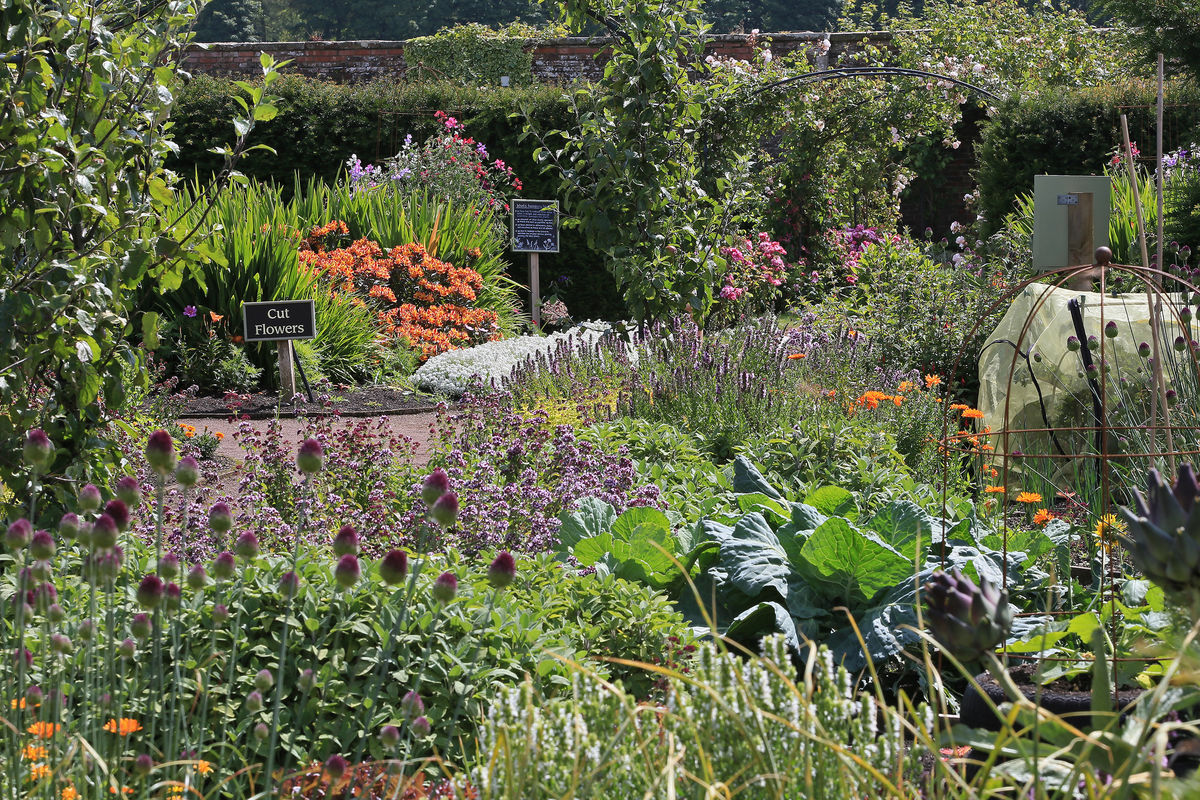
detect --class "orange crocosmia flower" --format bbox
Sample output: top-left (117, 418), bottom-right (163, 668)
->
top-left (1015, 491), bottom-right (1043, 504)
top-left (61, 787), bottom-right (79, 800)
top-left (28, 763), bottom-right (51, 782)
top-left (924, 374), bottom-right (942, 387)
top-left (949, 403), bottom-right (969, 411)
top-left (196, 760), bottom-right (213, 775)
top-left (27, 722), bottom-right (59, 738)
top-left (209, 312), bottom-right (224, 323)
top-left (21, 745), bottom-right (47, 761)
top-left (787, 353), bottom-right (806, 359)
top-left (983, 485), bottom-right (1005, 494)
top-left (1033, 508), bottom-right (1054, 526)
top-left (102, 718), bottom-right (142, 736)
top-left (961, 408), bottom-right (984, 419)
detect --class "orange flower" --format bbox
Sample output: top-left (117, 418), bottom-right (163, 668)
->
top-left (27, 722), bottom-right (59, 738)
top-left (208, 312), bottom-right (224, 323)
top-left (924, 373), bottom-right (942, 388)
top-left (1033, 508), bottom-right (1054, 526)
top-left (231, 335), bottom-right (244, 344)
top-left (898, 380), bottom-right (915, 393)
top-left (961, 408), bottom-right (984, 419)
top-left (983, 485), bottom-right (1005, 494)
top-left (891, 395), bottom-right (904, 406)
top-left (1014, 491), bottom-right (1043, 504)
top-left (214, 432), bottom-right (225, 441)
top-left (826, 390), bottom-right (836, 398)
top-left (21, 745), bottom-right (47, 761)
top-left (61, 787), bottom-right (79, 800)
top-left (102, 718), bottom-right (142, 736)
top-left (108, 787), bottom-right (133, 795)
top-left (196, 760), bottom-right (213, 775)
top-left (28, 763), bottom-right (50, 782)
top-left (787, 353), bottom-right (806, 360)
top-left (949, 403), bottom-right (969, 411)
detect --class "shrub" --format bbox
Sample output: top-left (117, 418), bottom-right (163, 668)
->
top-left (403, 22), bottom-right (561, 87)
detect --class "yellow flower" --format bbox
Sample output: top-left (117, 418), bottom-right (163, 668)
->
top-left (1094, 514), bottom-right (1126, 551)
top-left (1014, 491), bottom-right (1043, 504)
top-left (1033, 508), bottom-right (1054, 526)
top-left (102, 718), bottom-right (142, 736)
top-left (984, 485), bottom-right (1005, 494)
top-left (27, 722), bottom-right (60, 739)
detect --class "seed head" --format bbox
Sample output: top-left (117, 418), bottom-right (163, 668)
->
top-left (145, 430), bottom-right (177, 475)
top-left (332, 524), bottom-right (359, 556)
top-left (114, 476), bottom-right (142, 508)
top-left (379, 549), bottom-right (408, 585)
top-left (136, 575), bottom-right (164, 609)
top-left (176, 456), bottom-right (201, 488)
top-left (421, 468), bottom-right (451, 506)
top-left (334, 554), bottom-right (360, 590)
top-left (297, 438), bottom-right (324, 474)
top-left (432, 571), bottom-right (457, 603)
top-left (487, 551), bottom-right (517, 589)
top-left (22, 429), bottom-right (54, 469)
top-left (78, 483), bottom-right (102, 512)
top-left (430, 492), bottom-right (459, 528)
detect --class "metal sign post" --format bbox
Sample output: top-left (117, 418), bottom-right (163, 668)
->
top-left (242, 299), bottom-right (317, 402)
top-left (511, 200), bottom-right (559, 327)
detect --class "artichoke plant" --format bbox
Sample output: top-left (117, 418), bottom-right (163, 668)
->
top-left (924, 568), bottom-right (1013, 664)
top-left (1117, 463), bottom-right (1200, 606)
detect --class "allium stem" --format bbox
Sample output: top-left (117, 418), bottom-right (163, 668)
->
top-left (148, 473), bottom-right (167, 750)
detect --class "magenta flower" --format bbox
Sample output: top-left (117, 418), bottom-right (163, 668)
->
top-left (297, 438), bottom-right (324, 474)
top-left (91, 514), bottom-right (119, 549)
top-left (29, 530), bottom-right (55, 560)
top-left (130, 613), bottom-right (152, 640)
top-left (208, 502), bottom-right (233, 534)
top-left (114, 476), bottom-right (142, 508)
top-left (487, 551), bottom-right (517, 589)
top-left (324, 755), bottom-right (348, 781)
top-left (5, 518), bottom-right (31, 550)
top-left (183, 305), bottom-right (197, 318)
top-left (277, 570), bottom-right (300, 598)
top-left (145, 430), bottom-right (177, 475)
top-left (332, 524), bottom-right (359, 557)
top-left (233, 531), bottom-right (259, 560)
top-left (430, 492), bottom-right (459, 528)
top-left (421, 468), bottom-right (451, 506)
top-left (78, 483), bottom-right (102, 512)
top-left (104, 499), bottom-right (129, 532)
top-left (333, 554), bottom-right (360, 590)
top-left (22, 428), bottom-right (54, 468)
top-left (136, 575), bottom-right (164, 609)
top-left (176, 456), bottom-right (200, 488)
top-left (187, 564), bottom-right (208, 590)
top-left (58, 513), bottom-right (80, 541)
top-left (379, 549), bottom-right (408, 585)
top-left (432, 571), bottom-right (457, 603)
top-left (212, 551), bottom-right (236, 580)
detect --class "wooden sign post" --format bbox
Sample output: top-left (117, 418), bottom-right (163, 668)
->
top-left (242, 299), bottom-right (317, 401)
top-left (511, 200), bottom-right (560, 326)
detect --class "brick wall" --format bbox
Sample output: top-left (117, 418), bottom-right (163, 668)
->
top-left (182, 31), bottom-right (896, 84)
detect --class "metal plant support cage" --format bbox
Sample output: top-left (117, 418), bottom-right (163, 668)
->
top-left (939, 253), bottom-right (1200, 681)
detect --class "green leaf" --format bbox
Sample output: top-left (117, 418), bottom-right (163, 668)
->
top-left (803, 486), bottom-right (856, 518)
top-left (556, 497), bottom-right (617, 553)
top-left (794, 518), bottom-right (911, 607)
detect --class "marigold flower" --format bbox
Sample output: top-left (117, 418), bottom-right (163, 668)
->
top-left (27, 722), bottom-right (59, 738)
top-left (1032, 508), bottom-right (1054, 526)
top-left (961, 408), bottom-right (984, 419)
top-left (61, 787), bottom-right (79, 800)
top-left (949, 403), bottom-right (969, 411)
top-left (196, 760), bottom-right (213, 775)
top-left (102, 718), bottom-right (142, 736)
top-left (1014, 491), bottom-right (1042, 504)
top-left (983, 485), bottom-right (1005, 494)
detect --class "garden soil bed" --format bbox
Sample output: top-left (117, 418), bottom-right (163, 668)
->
top-left (179, 384), bottom-right (439, 419)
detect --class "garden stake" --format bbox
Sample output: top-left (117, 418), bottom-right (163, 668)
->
top-left (1067, 298), bottom-right (1106, 485)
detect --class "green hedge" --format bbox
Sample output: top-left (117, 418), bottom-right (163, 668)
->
top-left (976, 80), bottom-right (1200, 233)
top-left (167, 75), bottom-right (627, 320)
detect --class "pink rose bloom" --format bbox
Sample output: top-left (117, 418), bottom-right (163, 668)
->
top-left (846, 274), bottom-right (858, 284)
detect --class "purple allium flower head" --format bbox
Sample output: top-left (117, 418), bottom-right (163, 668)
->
top-left (22, 428), bottom-right (54, 469)
top-left (78, 619), bottom-right (96, 642)
top-left (324, 755), bottom-right (348, 781)
top-left (245, 690), bottom-right (264, 712)
top-left (430, 492), bottom-right (459, 528)
top-left (136, 575), bottom-right (164, 609)
top-left (411, 716), bottom-right (431, 737)
top-left (253, 722), bottom-right (269, 740)
top-left (212, 603), bottom-right (230, 624)
top-left (58, 512), bottom-right (80, 541)
top-left (5, 518), bottom-right (31, 550)
top-left (421, 468), bottom-right (451, 506)
top-left (133, 754), bottom-right (154, 776)
top-left (379, 549), bottom-right (408, 585)
top-left (297, 438), bottom-right (324, 475)
top-left (164, 583), bottom-right (182, 613)
top-left (145, 430), bottom-right (177, 475)
top-left (114, 476), bottom-right (142, 509)
top-left (233, 531), bottom-right (259, 560)
top-left (432, 571), bottom-right (457, 603)
top-left (487, 551), bottom-right (517, 589)
top-left (130, 613), bottom-right (152, 640)
top-left (158, 553), bottom-right (180, 579)
top-left (46, 603), bottom-right (65, 624)
top-left (401, 691), bottom-right (424, 720)
top-left (187, 564), bottom-right (208, 590)
top-left (277, 570), bottom-right (300, 598)
top-left (29, 530), bottom-right (54, 560)
top-left (254, 669), bottom-right (274, 692)
top-left (212, 551), bottom-right (236, 580)
top-left (49, 633), bottom-right (72, 654)
top-left (380, 725), bottom-right (401, 748)
top-left (91, 513), bottom-right (118, 549)
top-left (31, 582), bottom-right (56, 612)
top-left (175, 456), bottom-right (200, 488)
top-left (118, 638), bottom-right (137, 660)
top-left (208, 502), bottom-right (234, 533)
top-left (25, 685), bottom-right (43, 705)
top-left (298, 668), bottom-right (317, 693)
top-left (332, 524), bottom-right (359, 556)
top-left (13, 647), bottom-right (32, 668)
top-left (334, 554), bottom-right (360, 590)
top-left (104, 499), bottom-right (129, 532)
top-left (1139, 341), bottom-right (1152, 358)
top-left (78, 483), bottom-right (102, 512)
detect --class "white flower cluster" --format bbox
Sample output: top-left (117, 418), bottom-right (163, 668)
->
top-left (411, 322), bottom-right (612, 396)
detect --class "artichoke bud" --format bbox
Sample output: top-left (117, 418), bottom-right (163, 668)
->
top-left (923, 568), bottom-right (1012, 663)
